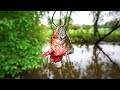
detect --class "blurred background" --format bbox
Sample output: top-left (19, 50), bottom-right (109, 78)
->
top-left (0, 11), bottom-right (120, 79)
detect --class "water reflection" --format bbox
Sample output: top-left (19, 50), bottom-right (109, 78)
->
top-left (82, 44), bottom-right (120, 79)
top-left (21, 43), bottom-right (120, 79)
top-left (21, 61), bottom-right (81, 79)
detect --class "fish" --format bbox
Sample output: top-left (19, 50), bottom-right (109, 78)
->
top-left (40, 25), bottom-right (74, 64)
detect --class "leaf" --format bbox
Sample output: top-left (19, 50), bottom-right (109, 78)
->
top-left (0, 11), bottom-right (45, 79)
top-left (4, 66), bottom-right (10, 71)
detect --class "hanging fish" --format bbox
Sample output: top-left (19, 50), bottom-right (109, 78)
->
top-left (40, 25), bottom-right (74, 64)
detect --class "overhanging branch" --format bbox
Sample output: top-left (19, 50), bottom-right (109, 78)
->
top-left (95, 44), bottom-right (117, 65)
top-left (94, 21), bottom-right (120, 44)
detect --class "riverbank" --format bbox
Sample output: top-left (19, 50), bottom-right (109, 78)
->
top-left (69, 28), bottom-right (120, 44)
top-left (44, 28), bottom-right (120, 45)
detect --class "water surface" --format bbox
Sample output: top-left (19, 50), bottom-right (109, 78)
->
top-left (21, 42), bottom-right (120, 79)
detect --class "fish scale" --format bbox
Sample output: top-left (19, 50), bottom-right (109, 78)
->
top-left (40, 25), bottom-right (74, 63)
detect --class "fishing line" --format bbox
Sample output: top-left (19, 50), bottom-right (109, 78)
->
top-left (66, 11), bottom-right (72, 29)
top-left (52, 11), bottom-right (72, 30)
top-left (51, 11), bottom-right (73, 62)
top-left (52, 11), bottom-right (57, 27)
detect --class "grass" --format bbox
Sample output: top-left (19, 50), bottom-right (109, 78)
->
top-left (41, 27), bottom-right (120, 44)
top-left (68, 28), bottom-right (120, 43)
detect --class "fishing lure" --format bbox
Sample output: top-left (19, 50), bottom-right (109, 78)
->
top-left (40, 25), bottom-right (74, 64)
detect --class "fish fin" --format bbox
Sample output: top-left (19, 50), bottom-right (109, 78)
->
top-left (40, 52), bottom-right (49, 57)
top-left (54, 56), bottom-right (63, 63)
top-left (40, 47), bottom-right (54, 57)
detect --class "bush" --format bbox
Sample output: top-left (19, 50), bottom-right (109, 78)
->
top-left (0, 11), bottom-right (46, 78)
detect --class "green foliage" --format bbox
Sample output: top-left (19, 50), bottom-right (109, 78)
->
top-left (69, 28), bottom-right (120, 43)
top-left (30, 24), bottom-right (52, 43)
top-left (69, 24), bottom-right (80, 30)
top-left (0, 11), bottom-right (46, 79)
top-left (99, 20), bottom-right (119, 28)
top-left (82, 25), bottom-right (91, 31)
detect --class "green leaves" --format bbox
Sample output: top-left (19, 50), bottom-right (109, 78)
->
top-left (0, 54), bottom-right (5, 62)
top-left (16, 40), bottom-right (29, 50)
top-left (0, 11), bottom-right (45, 79)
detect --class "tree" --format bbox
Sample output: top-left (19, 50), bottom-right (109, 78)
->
top-left (82, 25), bottom-right (91, 32)
top-left (44, 11), bottom-right (55, 34)
top-left (99, 22), bottom-right (110, 28)
top-left (91, 11), bottom-right (102, 37)
top-left (45, 11), bottom-right (73, 33)
top-left (95, 11), bottom-right (120, 44)
top-left (0, 11), bottom-right (46, 78)
top-left (69, 24), bottom-right (80, 30)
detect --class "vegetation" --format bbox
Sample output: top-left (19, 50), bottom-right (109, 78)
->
top-left (68, 28), bottom-right (120, 44)
top-left (0, 11), bottom-right (120, 79)
top-left (0, 11), bottom-right (48, 79)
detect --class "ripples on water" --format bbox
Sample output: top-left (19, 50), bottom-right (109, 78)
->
top-left (21, 42), bottom-right (120, 79)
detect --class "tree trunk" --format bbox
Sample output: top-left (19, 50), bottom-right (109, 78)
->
top-left (94, 20), bottom-right (98, 36)
top-left (93, 11), bottom-right (100, 37)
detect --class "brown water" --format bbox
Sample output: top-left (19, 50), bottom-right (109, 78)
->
top-left (21, 42), bottom-right (120, 79)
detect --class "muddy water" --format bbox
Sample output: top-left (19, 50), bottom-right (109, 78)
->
top-left (21, 42), bottom-right (120, 79)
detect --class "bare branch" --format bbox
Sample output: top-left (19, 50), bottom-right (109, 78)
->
top-left (44, 12), bottom-right (54, 33)
top-left (95, 21), bottom-right (120, 44)
top-left (66, 11), bottom-right (72, 30)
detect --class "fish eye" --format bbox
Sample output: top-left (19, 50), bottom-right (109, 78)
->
top-left (60, 33), bottom-right (65, 39)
